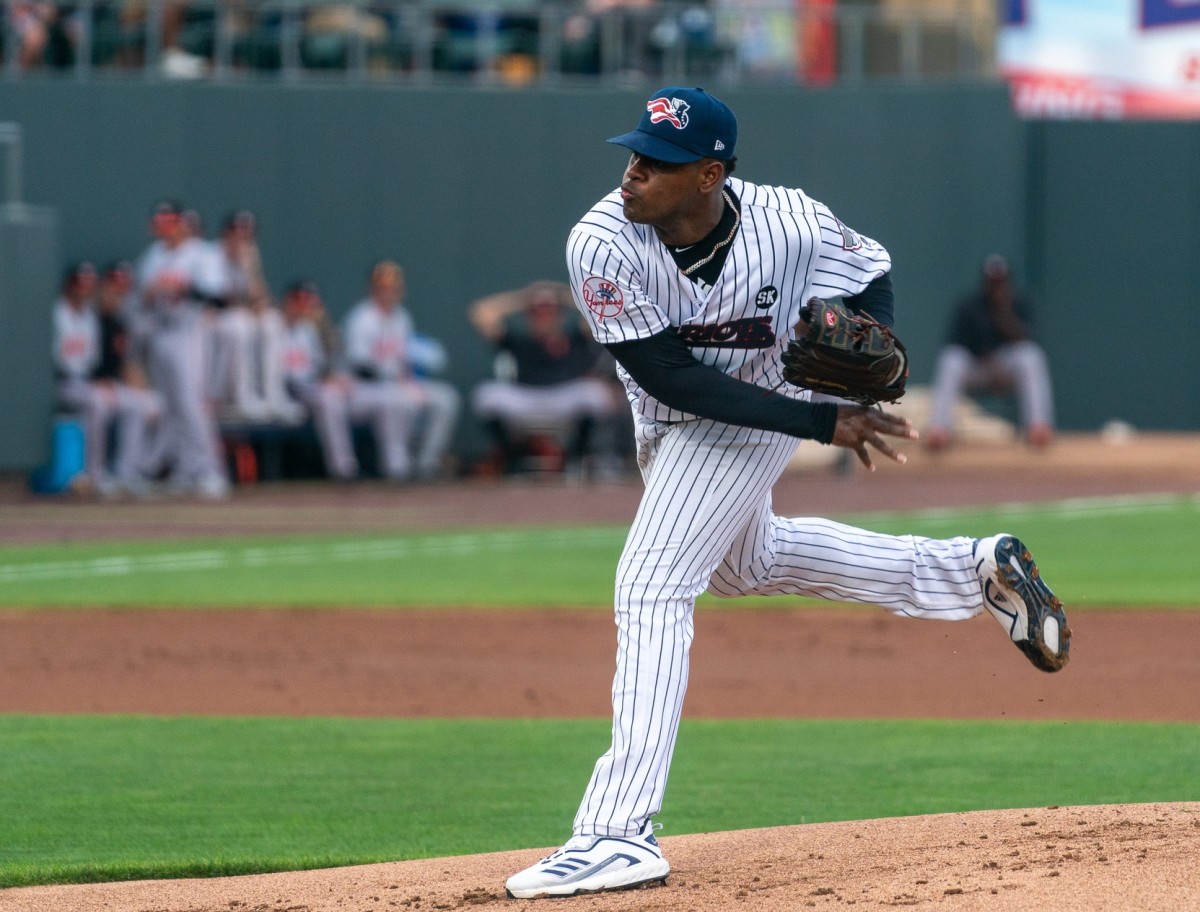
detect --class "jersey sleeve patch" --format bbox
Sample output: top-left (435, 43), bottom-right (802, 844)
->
top-left (836, 219), bottom-right (863, 251)
top-left (581, 276), bottom-right (625, 321)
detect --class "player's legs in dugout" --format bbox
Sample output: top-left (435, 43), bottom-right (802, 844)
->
top-left (347, 381), bottom-right (412, 481)
top-left (410, 379), bottom-right (461, 479)
top-left (574, 420), bottom-right (988, 839)
top-left (991, 341), bottom-right (1055, 444)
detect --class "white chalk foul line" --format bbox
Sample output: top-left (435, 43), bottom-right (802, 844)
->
top-left (846, 492), bottom-right (1197, 526)
top-left (0, 494), bottom-right (1193, 586)
top-left (0, 528), bottom-right (625, 585)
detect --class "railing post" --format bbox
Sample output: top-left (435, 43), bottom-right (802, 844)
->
top-left (145, 0), bottom-right (163, 79)
top-left (349, 0), bottom-right (368, 81)
top-left (0, 122), bottom-right (23, 208)
top-left (75, 0), bottom-right (94, 78)
top-left (538, 4), bottom-right (560, 85)
top-left (281, 0), bottom-right (302, 80)
top-left (901, 15), bottom-right (921, 82)
top-left (4, 4), bottom-right (20, 77)
top-left (839, 5), bottom-right (865, 86)
top-left (213, 0), bottom-right (233, 79)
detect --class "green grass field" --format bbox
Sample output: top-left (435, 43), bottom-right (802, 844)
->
top-left (0, 494), bottom-right (1196, 608)
top-left (1, 495), bottom-right (1197, 889)
top-left (1, 715), bottom-right (1197, 888)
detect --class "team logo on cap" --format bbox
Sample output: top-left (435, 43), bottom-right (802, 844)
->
top-left (582, 276), bottom-right (624, 320)
top-left (647, 97), bottom-right (690, 130)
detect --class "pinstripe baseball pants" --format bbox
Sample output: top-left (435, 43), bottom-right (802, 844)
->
top-left (573, 417), bottom-right (985, 837)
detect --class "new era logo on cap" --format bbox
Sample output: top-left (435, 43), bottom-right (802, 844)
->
top-left (607, 86), bottom-right (737, 164)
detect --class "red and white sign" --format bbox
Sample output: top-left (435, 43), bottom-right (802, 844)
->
top-left (999, 0), bottom-right (1200, 119)
top-left (581, 277), bottom-right (625, 321)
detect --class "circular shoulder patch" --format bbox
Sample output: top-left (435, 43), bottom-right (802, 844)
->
top-left (581, 277), bottom-right (625, 320)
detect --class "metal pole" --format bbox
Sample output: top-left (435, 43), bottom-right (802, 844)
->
top-left (4, 3), bottom-right (20, 77)
top-left (901, 15), bottom-right (920, 82)
top-left (0, 123), bottom-right (23, 207)
top-left (75, 0), bottom-right (95, 78)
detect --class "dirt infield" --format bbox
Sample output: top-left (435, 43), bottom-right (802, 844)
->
top-left (1, 433), bottom-right (1198, 911)
top-left (3, 606), bottom-right (1200, 723)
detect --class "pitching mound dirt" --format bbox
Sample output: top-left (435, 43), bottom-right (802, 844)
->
top-left (5, 803), bottom-right (1197, 911)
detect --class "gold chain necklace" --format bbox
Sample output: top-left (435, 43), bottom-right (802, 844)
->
top-left (680, 190), bottom-right (740, 276)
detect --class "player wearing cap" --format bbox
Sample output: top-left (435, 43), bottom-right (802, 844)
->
top-left (925, 253), bottom-right (1056, 451)
top-left (135, 199), bottom-right (231, 499)
top-left (504, 87), bottom-right (1071, 900)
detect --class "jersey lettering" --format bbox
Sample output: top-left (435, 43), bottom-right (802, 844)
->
top-left (678, 316), bottom-right (775, 348)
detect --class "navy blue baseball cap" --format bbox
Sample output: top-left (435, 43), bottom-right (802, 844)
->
top-left (607, 86), bottom-right (737, 163)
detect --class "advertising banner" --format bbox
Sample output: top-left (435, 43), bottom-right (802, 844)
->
top-left (999, 0), bottom-right (1200, 118)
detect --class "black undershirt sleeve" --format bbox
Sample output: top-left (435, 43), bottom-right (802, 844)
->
top-left (842, 270), bottom-right (894, 327)
top-left (605, 330), bottom-right (839, 444)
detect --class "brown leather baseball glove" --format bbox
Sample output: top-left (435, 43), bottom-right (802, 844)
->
top-left (781, 298), bottom-right (908, 406)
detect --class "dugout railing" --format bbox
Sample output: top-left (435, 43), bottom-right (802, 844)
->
top-left (1, 0), bottom-right (997, 87)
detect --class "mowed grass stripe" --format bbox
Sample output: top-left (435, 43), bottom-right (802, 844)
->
top-left (852, 491), bottom-right (1199, 525)
top-left (0, 493), bottom-right (1192, 581)
top-left (0, 496), bottom-right (1195, 607)
top-left (1, 714), bottom-right (1198, 887)
top-left (0, 528), bottom-right (627, 584)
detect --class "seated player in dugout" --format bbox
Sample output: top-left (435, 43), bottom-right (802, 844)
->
top-left (925, 253), bottom-right (1056, 451)
top-left (468, 279), bottom-right (618, 475)
top-left (504, 86), bottom-right (1072, 901)
top-left (342, 260), bottom-right (462, 481)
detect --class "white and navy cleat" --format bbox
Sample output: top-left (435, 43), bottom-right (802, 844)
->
top-left (505, 820), bottom-right (670, 899)
top-left (975, 534), bottom-right (1071, 673)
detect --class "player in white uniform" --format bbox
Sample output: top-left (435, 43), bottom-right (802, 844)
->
top-left (136, 199), bottom-right (231, 499)
top-left (505, 87), bottom-right (1071, 900)
top-left (341, 261), bottom-right (461, 481)
top-left (277, 279), bottom-right (405, 481)
top-left (53, 262), bottom-right (162, 496)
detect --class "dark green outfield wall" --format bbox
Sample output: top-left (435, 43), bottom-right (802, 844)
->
top-left (0, 80), bottom-right (1196, 467)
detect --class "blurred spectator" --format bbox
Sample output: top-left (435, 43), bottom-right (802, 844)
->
top-left (159, 0), bottom-right (209, 78)
top-left (342, 260), bottom-right (461, 481)
top-left (302, 4), bottom-right (389, 69)
top-left (566, 0), bottom-right (660, 77)
top-left (11, 0), bottom-right (75, 68)
top-left (646, 2), bottom-right (726, 78)
top-left (54, 260), bottom-right (163, 496)
top-left (714, 0), bottom-right (798, 80)
top-left (279, 279), bottom-right (407, 482)
top-left (926, 254), bottom-right (1056, 451)
top-left (135, 198), bottom-right (231, 498)
top-left (469, 280), bottom-right (617, 476)
top-left (12, 1), bottom-right (54, 68)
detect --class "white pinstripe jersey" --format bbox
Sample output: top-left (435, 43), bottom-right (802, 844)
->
top-left (566, 176), bottom-right (891, 424)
